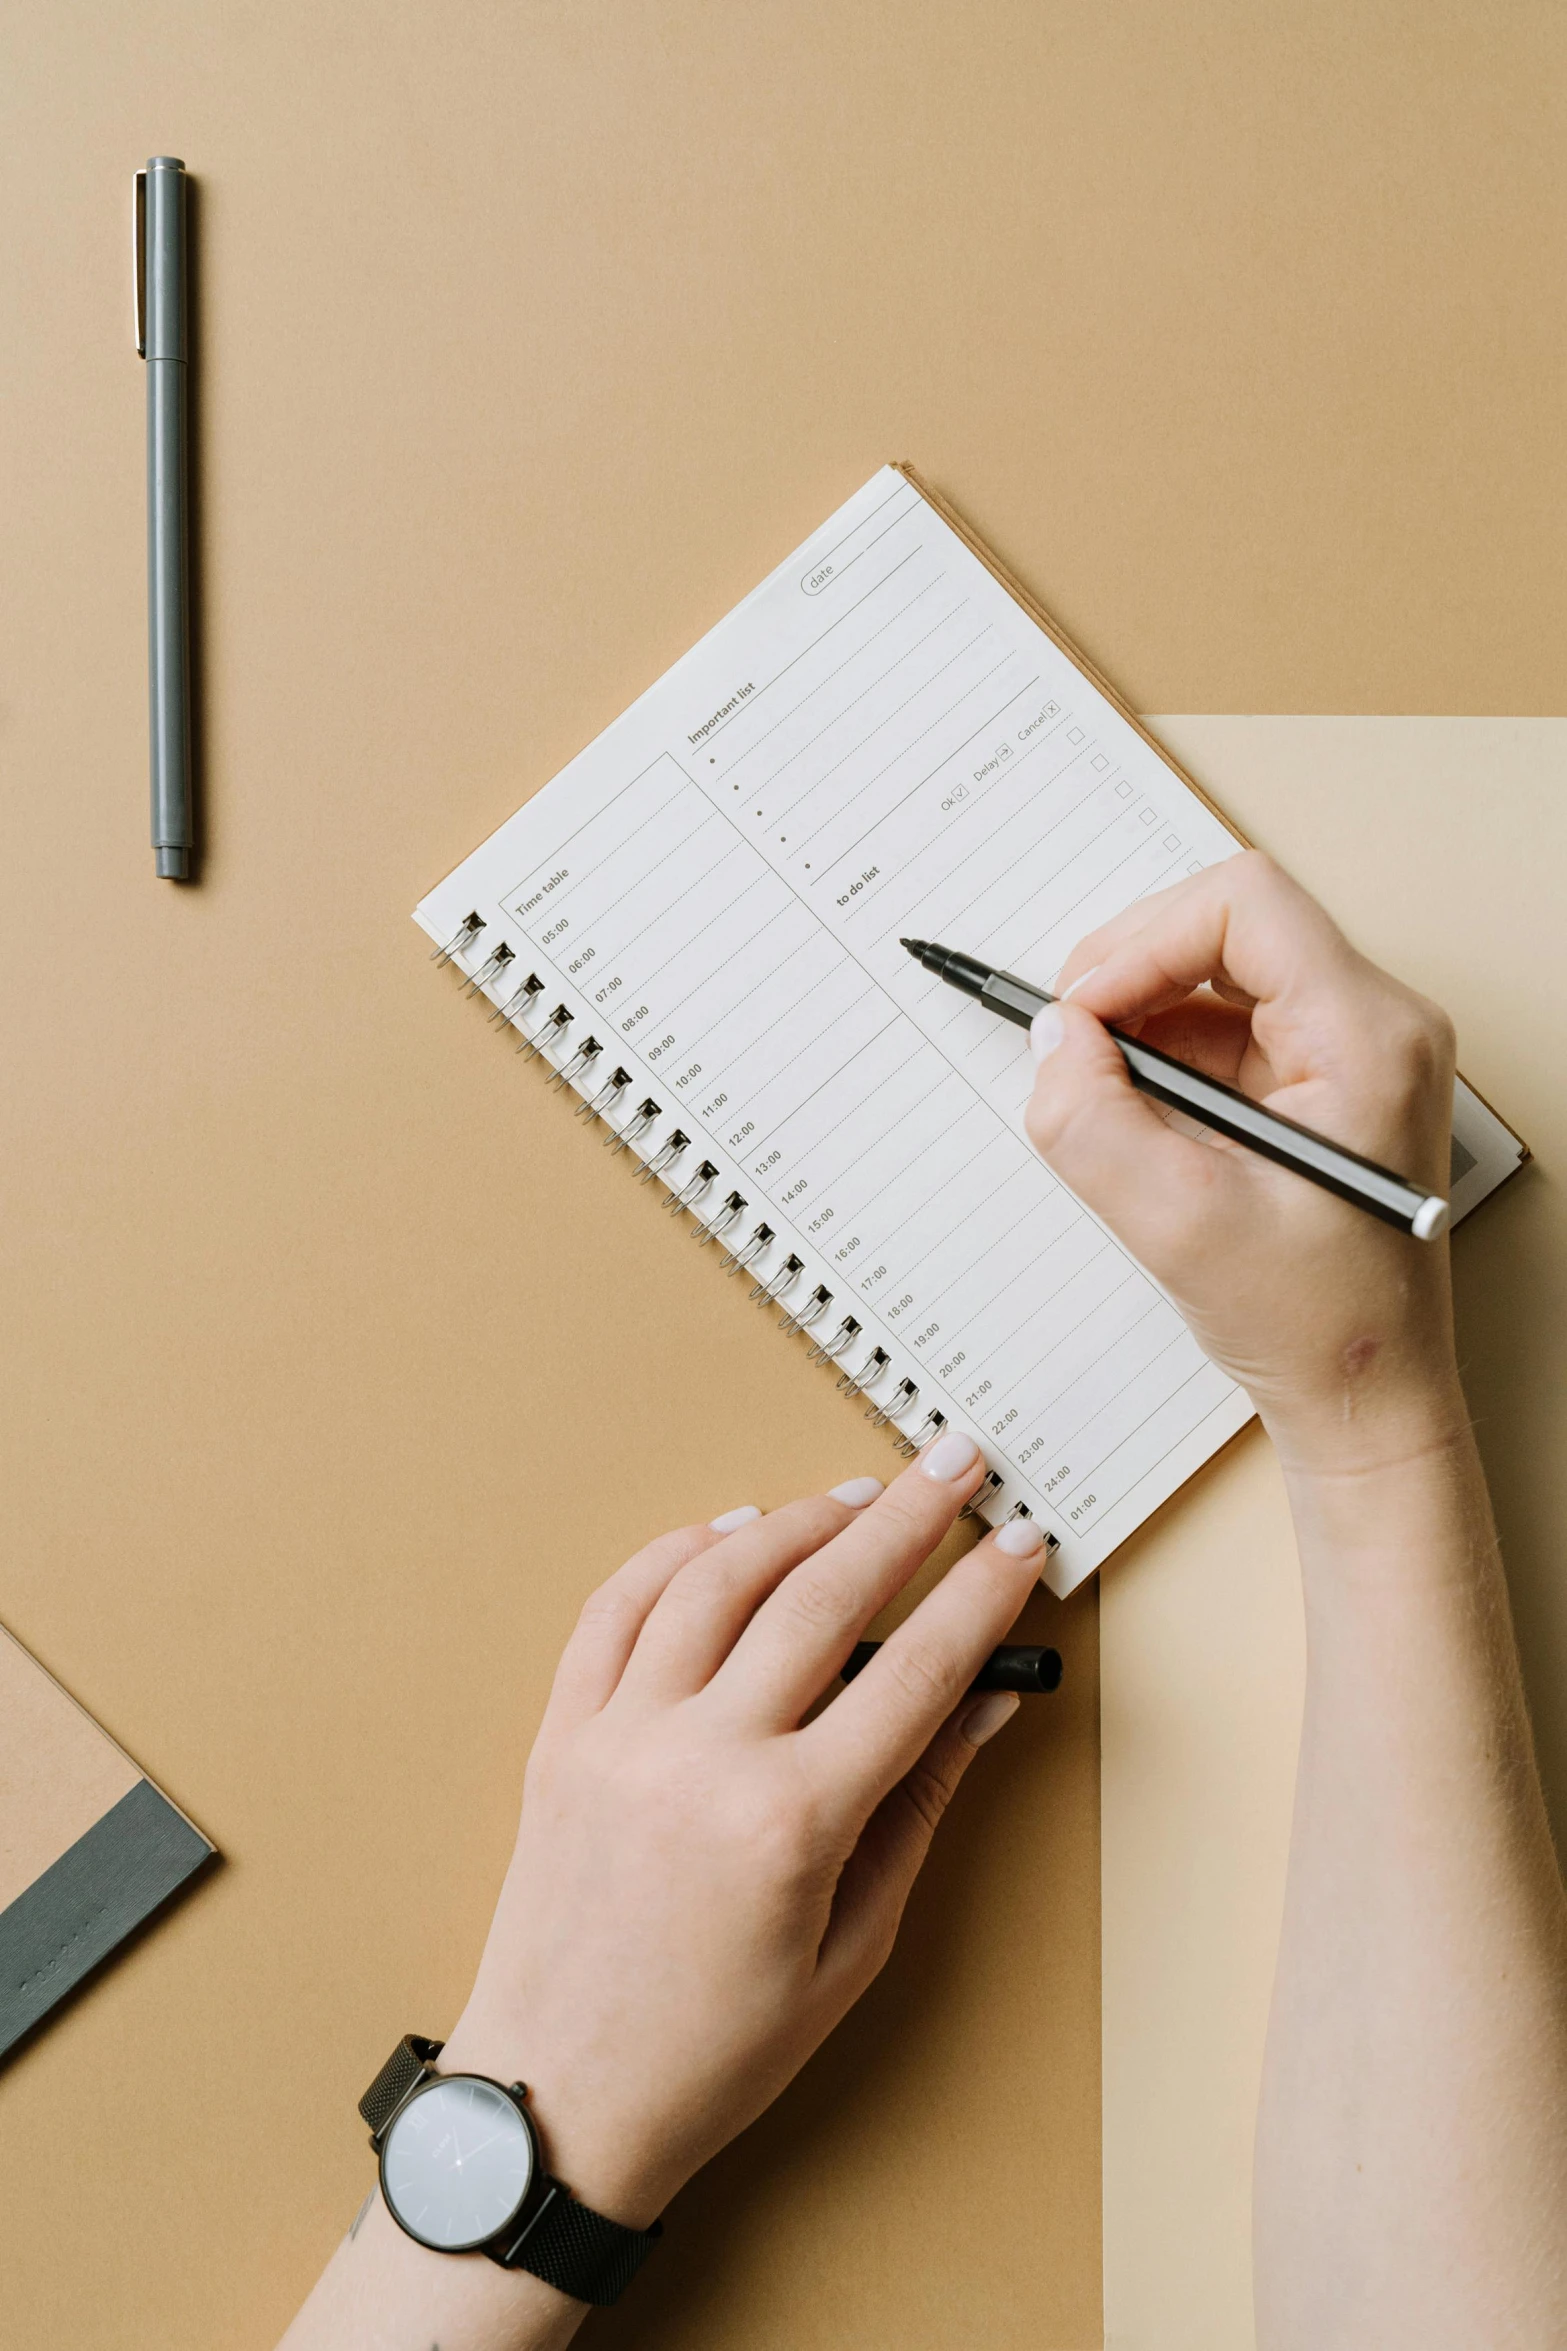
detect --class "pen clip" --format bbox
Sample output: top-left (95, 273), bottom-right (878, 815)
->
top-left (134, 170), bottom-right (147, 357)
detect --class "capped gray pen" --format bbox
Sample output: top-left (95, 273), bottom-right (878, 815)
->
top-left (902, 938), bottom-right (1449, 1242)
top-left (135, 158), bottom-right (194, 880)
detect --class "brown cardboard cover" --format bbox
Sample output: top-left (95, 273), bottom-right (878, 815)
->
top-left (0, 1630), bottom-right (142, 1914)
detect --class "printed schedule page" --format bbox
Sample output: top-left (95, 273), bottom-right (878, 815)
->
top-left (417, 469), bottom-right (1254, 1592)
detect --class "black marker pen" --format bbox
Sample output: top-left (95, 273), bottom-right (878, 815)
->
top-left (840, 1642), bottom-right (1062, 1694)
top-left (903, 938), bottom-right (1449, 1241)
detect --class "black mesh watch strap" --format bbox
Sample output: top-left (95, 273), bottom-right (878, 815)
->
top-left (358, 2034), bottom-right (444, 2141)
top-left (494, 2179), bottom-right (663, 2305)
top-left (359, 2036), bottom-right (661, 2305)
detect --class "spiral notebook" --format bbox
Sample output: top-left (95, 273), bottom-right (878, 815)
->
top-left (415, 466), bottom-right (1525, 1595)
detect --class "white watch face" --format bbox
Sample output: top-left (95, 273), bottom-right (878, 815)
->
top-left (381, 2076), bottom-right (536, 2251)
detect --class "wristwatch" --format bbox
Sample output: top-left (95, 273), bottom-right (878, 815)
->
top-left (359, 2035), bottom-right (662, 2306)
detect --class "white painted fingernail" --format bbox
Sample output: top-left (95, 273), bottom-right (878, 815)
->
top-left (994, 1515), bottom-right (1045, 1557)
top-left (960, 1691), bottom-right (1020, 1747)
top-left (1062, 964), bottom-right (1101, 1000)
top-left (829, 1476), bottom-right (884, 1508)
top-left (709, 1505), bottom-right (762, 1532)
top-left (1030, 1005), bottom-right (1065, 1063)
top-left (920, 1430), bottom-right (981, 1482)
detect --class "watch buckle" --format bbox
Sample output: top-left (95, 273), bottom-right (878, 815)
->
top-left (358, 2032), bottom-right (445, 2151)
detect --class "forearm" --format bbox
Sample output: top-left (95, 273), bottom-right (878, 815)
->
top-left (277, 2190), bottom-right (587, 2351)
top-left (1017, 855), bottom-right (1567, 2332)
top-left (1254, 1396), bottom-right (1567, 2348)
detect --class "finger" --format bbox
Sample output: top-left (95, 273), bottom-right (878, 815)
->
top-left (814, 1692), bottom-right (1020, 1996)
top-left (545, 1521), bottom-right (724, 1723)
top-left (802, 1518), bottom-right (1042, 1821)
top-left (1053, 859), bottom-right (1459, 1182)
top-left (1025, 999), bottom-right (1247, 1249)
top-left (1053, 880), bottom-right (1210, 998)
top-left (1058, 853), bottom-right (1361, 1056)
top-left (1132, 994), bottom-right (1270, 1090)
top-left (706, 1437), bottom-right (990, 1728)
top-left (614, 1483), bottom-right (884, 1702)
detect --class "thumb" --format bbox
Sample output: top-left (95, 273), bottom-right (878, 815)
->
top-left (1024, 1000), bottom-right (1226, 1263)
top-left (816, 1696), bottom-right (1019, 1997)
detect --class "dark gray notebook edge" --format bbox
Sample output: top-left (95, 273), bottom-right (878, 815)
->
top-left (0, 1777), bottom-right (216, 2061)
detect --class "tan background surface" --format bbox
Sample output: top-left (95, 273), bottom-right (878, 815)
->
top-left (2, 7), bottom-right (1564, 2348)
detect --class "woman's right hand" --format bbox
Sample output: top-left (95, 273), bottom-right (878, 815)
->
top-left (1023, 852), bottom-right (1465, 1474)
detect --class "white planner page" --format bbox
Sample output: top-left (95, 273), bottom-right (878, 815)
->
top-left (423, 468), bottom-right (1475, 1591)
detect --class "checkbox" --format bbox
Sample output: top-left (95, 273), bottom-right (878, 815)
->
top-left (1140, 807), bottom-right (1157, 825)
top-left (1164, 833), bottom-right (1180, 851)
top-left (1090, 752), bottom-right (1110, 771)
top-left (1066, 725), bottom-right (1085, 744)
top-left (1043, 700), bottom-right (1060, 717)
top-left (1115, 779), bottom-right (1134, 798)
top-left (1188, 861), bottom-right (1204, 875)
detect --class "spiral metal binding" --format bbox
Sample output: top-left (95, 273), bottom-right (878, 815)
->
top-left (551, 1037), bottom-right (601, 1092)
top-left (521, 1004), bottom-right (572, 1064)
top-left (638, 1130), bottom-right (690, 1186)
top-left (866, 1376), bottom-right (917, 1431)
top-left (837, 1345), bottom-right (889, 1403)
top-left (720, 1222), bottom-right (773, 1277)
top-left (609, 1098), bottom-right (661, 1158)
top-left (463, 941), bottom-right (514, 998)
top-left (779, 1282), bottom-right (831, 1336)
top-left (493, 971), bottom-right (545, 1028)
top-left (806, 1314), bottom-right (859, 1367)
top-left (508, 985), bottom-right (550, 1045)
top-left (669, 1161), bottom-right (719, 1217)
top-left (428, 922), bottom-right (1023, 1538)
top-left (962, 1470), bottom-right (1005, 1520)
top-left (579, 1066), bottom-right (632, 1122)
top-left (432, 910), bottom-right (483, 967)
top-left (750, 1252), bottom-right (802, 1305)
top-left (693, 1190), bottom-right (745, 1247)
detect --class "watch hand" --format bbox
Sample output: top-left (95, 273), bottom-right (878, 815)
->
top-left (454, 2127), bottom-right (513, 2162)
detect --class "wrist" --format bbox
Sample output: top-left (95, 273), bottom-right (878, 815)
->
top-left (1259, 1367), bottom-right (1471, 1487)
top-left (438, 2007), bottom-right (680, 2232)
top-left (1275, 1402), bottom-right (1499, 1602)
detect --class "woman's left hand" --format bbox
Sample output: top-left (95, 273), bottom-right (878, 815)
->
top-left (440, 1436), bottom-right (1044, 2228)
